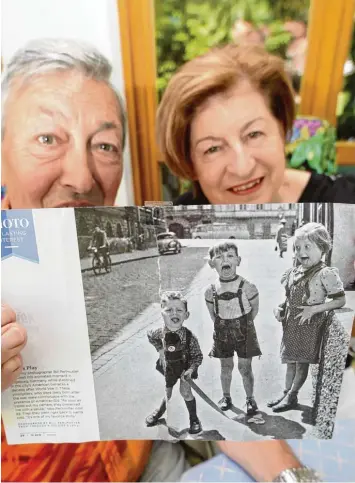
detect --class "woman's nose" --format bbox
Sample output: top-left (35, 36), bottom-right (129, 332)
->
top-left (226, 142), bottom-right (257, 178)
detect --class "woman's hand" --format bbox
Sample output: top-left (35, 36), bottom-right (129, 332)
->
top-left (1, 304), bottom-right (27, 391)
top-left (218, 440), bottom-right (302, 482)
top-left (273, 306), bottom-right (282, 322)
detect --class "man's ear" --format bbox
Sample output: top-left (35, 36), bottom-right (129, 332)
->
top-left (208, 259), bottom-right (215, 269)
top-left (185, 311), bottom-right (190, 320)
top-left (236, 256), bottom-right (241, 266)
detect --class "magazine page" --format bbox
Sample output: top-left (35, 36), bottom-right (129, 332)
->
top-left (2, 202), bottom-right (354, 444)
top-left (1, 208), bottom-right (100, 444)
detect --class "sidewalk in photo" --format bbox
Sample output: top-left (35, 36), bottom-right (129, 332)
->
top-left (81, 247), bottom-right (159, 272)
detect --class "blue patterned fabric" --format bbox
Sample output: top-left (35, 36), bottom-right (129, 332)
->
top-left (181, 419), bottom-right (355, 482)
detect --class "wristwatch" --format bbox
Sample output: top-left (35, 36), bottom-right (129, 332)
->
top-left (273, 467), bottom-right (322, 482)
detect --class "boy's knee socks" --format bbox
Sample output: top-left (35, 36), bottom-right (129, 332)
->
top-left (185, 397), bottom-right (198, 421)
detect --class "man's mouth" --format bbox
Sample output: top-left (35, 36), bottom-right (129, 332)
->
top-left (228, 177), bottom-right (264, 195)
top-left (54, 201), bottom-right (95, 208)
top-left (171, 317), bottom-right (180, 324)
top-left (300, 257), bottom-right (309, 263)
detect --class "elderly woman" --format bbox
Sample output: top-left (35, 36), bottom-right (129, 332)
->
top-left (157, 44), bottom-right (355, 205)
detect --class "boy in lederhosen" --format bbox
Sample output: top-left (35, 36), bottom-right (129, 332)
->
top-left (146, 291), bottom-right (203, 434)
top-left (205, 241), bottom-right (261, 415)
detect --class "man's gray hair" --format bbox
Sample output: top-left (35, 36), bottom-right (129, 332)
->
top-left (1, 38), bottom-right (126, 147)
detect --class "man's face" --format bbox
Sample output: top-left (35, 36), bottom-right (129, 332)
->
top-left (161, 299), bottom-right (189, 332)
top-left (210, 248), bottom-right (241, 279)
top-left (2, 71), bottom-right (124, 208)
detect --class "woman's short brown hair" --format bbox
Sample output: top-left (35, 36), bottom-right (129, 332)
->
top-left (157, 44), bottom-right (296, 180)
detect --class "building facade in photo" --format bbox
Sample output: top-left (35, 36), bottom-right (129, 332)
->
top-left (165, 203), bottom-right (298, 239)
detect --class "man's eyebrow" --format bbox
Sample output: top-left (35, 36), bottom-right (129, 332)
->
top-left (92, 122), bottom-right (121, 136)
top-left (38, 107), bottom-right (67, 120)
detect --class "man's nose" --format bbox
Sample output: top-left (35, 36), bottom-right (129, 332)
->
top-left (226, 141), bottom-right (256, 179)
top-left (60, 143), bottom-right (95, 194)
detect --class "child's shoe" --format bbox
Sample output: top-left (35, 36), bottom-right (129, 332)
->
top-left (189, 418), bottom-right (202, 434)
top-left (246, 397), bottom-right (259, 416)
top-left (272, 392), bottom-right (298, 412)
top-left (218, 396), bottom-right (232, 411)
top-left (267, 390), bottom-right (289, 408)
top-left (145, 400), bottom-right (166, 426)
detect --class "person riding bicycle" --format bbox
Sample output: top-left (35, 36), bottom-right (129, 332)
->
top-left (89, 226), bottom-right (110, 267)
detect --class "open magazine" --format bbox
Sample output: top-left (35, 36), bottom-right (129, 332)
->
top-left (1, 203), bottom-right (354, 444)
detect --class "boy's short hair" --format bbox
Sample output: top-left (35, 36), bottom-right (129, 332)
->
top-left (294, 222), bottom-right (332, 254)
top-left (160, 291), bottom-right (188, 311)
top-left (209, 241), bottom-right (239, 259)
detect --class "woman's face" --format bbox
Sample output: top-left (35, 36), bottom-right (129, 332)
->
top-left (190, 80), bottom-right (286, 204)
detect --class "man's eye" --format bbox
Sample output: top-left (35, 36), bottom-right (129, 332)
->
top-left (204, 146), bottom-right (221, 155)
top-left (97, 143), bottom-right (118, 152)
top-left (38, 134), bottom-right (56, 145)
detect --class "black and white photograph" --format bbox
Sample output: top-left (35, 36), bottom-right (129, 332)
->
top-left (75, 203), bottom-right (355, 442)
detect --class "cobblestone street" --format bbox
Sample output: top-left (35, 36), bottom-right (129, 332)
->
top-left (82, 247), bottom-right (208, 354)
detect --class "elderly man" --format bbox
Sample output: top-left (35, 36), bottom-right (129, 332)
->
top-left (1, 39), bottom-right (316, 483)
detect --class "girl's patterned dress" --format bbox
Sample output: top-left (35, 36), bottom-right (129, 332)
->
top-left (280, 262), bottom-right (345, 364)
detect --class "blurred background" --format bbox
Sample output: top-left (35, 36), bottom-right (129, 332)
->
top-left (2, 0), bottom-right (355, 204)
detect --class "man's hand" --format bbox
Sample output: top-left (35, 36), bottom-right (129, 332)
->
top-left (295, 305), bottom-right (317, 325)
top-left (218, 440), bottom-right (302, 482)
top-left (1, 304), bottom-right (27, 392)
top-left (182, 368), bottom-right (194, 381)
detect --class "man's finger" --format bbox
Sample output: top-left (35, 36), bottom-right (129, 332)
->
top-left (1, 304), bottom-right (16, 327)
top-left (1, 323), bottom-right (27, 364)
top-left (1, 354), bottom-right (23, 392)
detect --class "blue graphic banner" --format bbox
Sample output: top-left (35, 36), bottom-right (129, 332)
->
top-left (1, 210), bottom-right (39, 263)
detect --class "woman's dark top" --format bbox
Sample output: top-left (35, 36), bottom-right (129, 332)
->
top-left (174, 173), bottom-right (355, 205)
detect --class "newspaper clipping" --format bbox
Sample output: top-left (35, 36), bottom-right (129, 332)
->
top-left (1, 203), bottom-right (354, 444)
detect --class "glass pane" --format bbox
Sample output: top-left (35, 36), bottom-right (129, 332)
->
top-left (336, 17), bottom-right (355, 141)
top-left (155, 0), bottom-right (311, 200)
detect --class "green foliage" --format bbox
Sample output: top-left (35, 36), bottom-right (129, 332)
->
top-left (155, 0), bottom-right (309, 99)
top-left (264, 22), bottom-right (292, 58)
top-left (270, 0), bottom-right (310, 21)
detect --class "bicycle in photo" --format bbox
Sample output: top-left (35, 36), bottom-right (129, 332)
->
top-left (88, 247), bottom-right (112, 275)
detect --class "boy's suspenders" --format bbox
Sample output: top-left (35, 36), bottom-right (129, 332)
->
top-left (237, 280), bottom-right (246, 316)
top-left (211, 279), bottom-right (246, 318)
top-left (211, 284), bottom-right (219, 317)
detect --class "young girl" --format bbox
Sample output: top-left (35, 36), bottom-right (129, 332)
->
top-left (268, 222), bottom-right (346, 412)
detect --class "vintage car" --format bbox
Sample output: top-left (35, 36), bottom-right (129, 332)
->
top-left (157, 232), bottom-right (182, 255)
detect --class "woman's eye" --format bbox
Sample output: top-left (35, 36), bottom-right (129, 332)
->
top-left (204, 145), bottom-right (221, 155)
top-left (247, 131), bottom-right (263, 141)
top-left (38, 134), bottom-right (57, 145)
